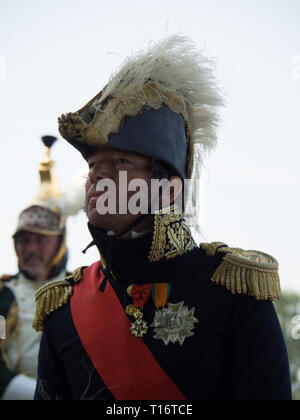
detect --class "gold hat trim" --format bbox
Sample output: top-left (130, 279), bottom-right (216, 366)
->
top-left (13, 226), bottom-right (63, 238)
top-left (43, 232), bottom-right (67, 280)
top-left (59, 85), bottom-right (194, 178)
top-left (59, 85), bottom-right (188, 143)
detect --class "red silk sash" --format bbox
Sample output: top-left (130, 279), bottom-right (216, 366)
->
top-left (70, 261), bottom-right (186, 400)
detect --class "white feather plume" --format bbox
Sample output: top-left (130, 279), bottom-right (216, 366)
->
top-left (59, 167), bottom-right (87, 216)
top-left (33, 166), bottom-right (87, 217)
top-left (99, 34), bottom-right (224, 155)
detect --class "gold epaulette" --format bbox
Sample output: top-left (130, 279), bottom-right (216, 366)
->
top-left (32, 267), bottom-right (84, 332)
top-left (200, 242), bottom-right (281, 301)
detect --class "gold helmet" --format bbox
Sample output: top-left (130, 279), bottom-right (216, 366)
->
top-left (14, 136), bottom-right (66, 237)
top-left (13, 136), bottom-right (84, 278)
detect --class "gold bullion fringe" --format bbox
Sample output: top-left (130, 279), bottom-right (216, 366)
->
top-left (65, 266), bottom-right (84, 284)
top-left (200, 242), bottom-right (228, 257)
top-left (32, 280), bottom-right (73, 332)
top-left (211, 254), bottom-right (281, 301)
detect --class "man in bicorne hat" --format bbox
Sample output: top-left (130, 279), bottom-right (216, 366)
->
top-left (34, 36), bottom-right (292, 400)
top-left (0, 137), bottom-right (82, 400)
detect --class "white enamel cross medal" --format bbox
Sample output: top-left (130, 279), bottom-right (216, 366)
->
top-left (151, 302), bottom-right (199, 346)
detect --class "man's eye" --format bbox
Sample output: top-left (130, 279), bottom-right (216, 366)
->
top-left (88, 162), bottom-right (95, 169)
top-left (116, 158), bottom-right (130, 164)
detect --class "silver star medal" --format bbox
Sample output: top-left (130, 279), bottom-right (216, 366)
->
top-left (151, 302), bottom-right (199, 345)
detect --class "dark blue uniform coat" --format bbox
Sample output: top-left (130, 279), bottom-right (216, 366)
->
top-left (34, 224), bottom-right (292, 400)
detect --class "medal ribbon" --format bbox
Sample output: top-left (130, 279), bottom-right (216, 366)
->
top-left (152, 283), bottom-right (171, 308)
top-left (131, 284), bottom-right (152, 308)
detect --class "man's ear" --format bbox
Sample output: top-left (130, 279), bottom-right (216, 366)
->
top-left (159, 176), bottom-right (183, 208)
top-left (169, 176), bottom-right (183, 204)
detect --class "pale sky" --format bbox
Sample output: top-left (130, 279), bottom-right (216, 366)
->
top-left (0, 0), bottom-right (299, 292)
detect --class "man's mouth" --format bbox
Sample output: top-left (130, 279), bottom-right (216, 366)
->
top-left (25, 256), bottom-right (43, 264)
top-left (88, 191), bottom-right (107, 205)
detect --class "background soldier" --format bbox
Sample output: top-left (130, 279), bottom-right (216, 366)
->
top-left (34, 36), bottom-right (291, 400)
top-left (0, 136), bottom-right (83, 400)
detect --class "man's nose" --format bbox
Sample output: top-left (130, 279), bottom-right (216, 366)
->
top-left (24, 239), bottom-right (41, 254)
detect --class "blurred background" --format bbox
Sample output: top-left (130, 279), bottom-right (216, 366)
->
top-left (0, 0), bottom-right (299, 399)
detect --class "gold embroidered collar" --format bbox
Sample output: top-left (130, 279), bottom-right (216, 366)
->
top-left (149, 209), bottom-right (197, 263)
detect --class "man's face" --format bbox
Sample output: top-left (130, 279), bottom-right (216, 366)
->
top-left (15, 232), bottom-right (61, 280)
top-left (85, 148), bottom-right (152, 233)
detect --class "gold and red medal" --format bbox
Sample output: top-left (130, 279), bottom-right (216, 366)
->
top-left (126, 284), bottom-right (152, 338)
top-left (125, 283), bottom-right (171, 338)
